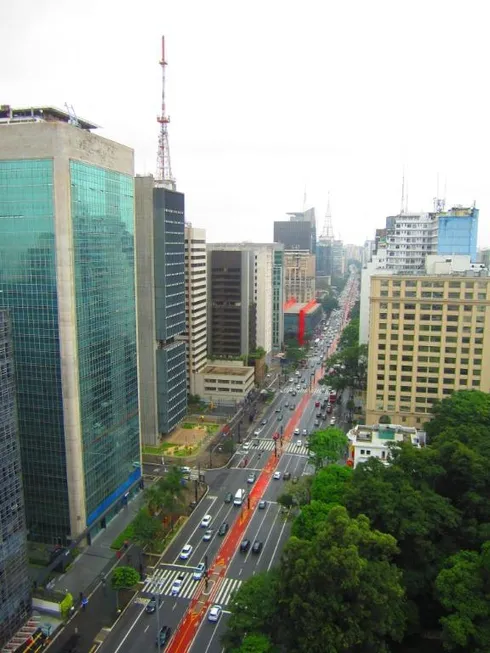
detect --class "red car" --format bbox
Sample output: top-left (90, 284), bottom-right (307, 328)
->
top-left (315, 401), bottom-right (320, 408)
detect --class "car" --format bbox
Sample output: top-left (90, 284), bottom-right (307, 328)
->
top-left (146, 596), bottom-right (162, 613)
top-left (289, 404), bottom-right (295, 410)
top-left (247, 472), bottom-right (256, 484)
top-left (171, 577), bottom-right (184, 596)
top-left (156, 625), bottom-right (172, 647)
top-left (180, 466), bottom-right (191, 476)
top-left (224, 492), bottom-right (233, 503)
top-left (296, 440), bottom-right (302, 447)
top-left (330, 418), bottom-right (336, 425)
top-left (291, 390), bottom-right (297, 397)
top-left (288, 378), bottom-right (294, 383)
top-left (252, 540), bottom-right (263, 554)
top-left (302, 429), bottom-right (307, 436)
top-left (240, 539), bottom-right (251, 552)
top-left (314, 420), bottom-right (320, 427)
top-left (261, 419), bottom-right (268, 425)
top-left (294, 428), bottom-right (300, 435)
top-left (203, 529), bottom-right (213, 541)
top-left (200, 514), bottom-right (212, 528)
top-left (277, 414), bottom-right (283, 421)
top-left (326, 404), bottom-right (333, 414)
top-left (273, 471), bottom-right (281, 480)
top-left (253, 429), bottom-right (261, 437)
top-left (283, 471), bottom-right (291, 481)
top-left (258, 499), bottom-right (267, 509)
top-left (218, 522), bottom-right (229, 536)
top-left (320, 413), bottom-right (326, 420)
top-left (296, 384), bottom-right (301, 390)
top-left (208, 604), bottom-right (222, 623)
top-left (243, 442), bottom-right (251, 450)
top-left (193, 562), bottom-right (206, 580)
top-left (275, 407), bottom-right (281, 412)
top-left (284, 401), bottom-right (289, 408)
top-left (179, 544), bottom-right (193, 560)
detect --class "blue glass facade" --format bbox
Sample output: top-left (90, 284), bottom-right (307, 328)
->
top-left (0, 310), bottom-right (31, 647)
top-left (0, 157), bottom-right (140, 544)
top-left (153, 188), bottom-right (187, 433)
top-left (437, 208), bottom-right (478, 261)
top-left (70, 161), bottom-right (140, 526)
top-left (0, 159), bottom-right (70, 543)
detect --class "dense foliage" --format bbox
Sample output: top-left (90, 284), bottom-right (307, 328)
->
top-left (224, 391), bottom-right (490, 652)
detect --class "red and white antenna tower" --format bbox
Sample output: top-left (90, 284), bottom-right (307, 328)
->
top-left (319, 193), bottom-right (334, 242)
top-left (156, 35), bottom-right (176, 189)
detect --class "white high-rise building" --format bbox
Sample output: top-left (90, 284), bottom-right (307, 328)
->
top-left (183, 226), bottom-right (207, 395)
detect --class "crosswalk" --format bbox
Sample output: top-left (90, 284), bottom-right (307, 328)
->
top-left (141, 567), bottom-right (243, 606)
top-left (254, 439), bottom-right (310, 456)
top-left (142, 568), bottom-right (199, 599)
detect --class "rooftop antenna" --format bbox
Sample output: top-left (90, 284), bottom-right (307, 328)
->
top-left (156, 35), bottom-right (176, 190)
top-left (64, 103), bottom-right (80, 128)
top-left (405, 178), bottom-right (409, 213)
top-left (400, 167), bottom-right (405, 215)
top-left (319, 192), bottom-right (334, 242)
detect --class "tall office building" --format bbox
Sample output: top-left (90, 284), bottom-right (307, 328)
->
top-left (135, 176), bottom-right (187, 443)
top-left (436, 205), bottom-right (478, 259)
top-left (366, 256), bottom-right (490, 427)
top-left (0, 106), bottom-right (140, 546)
top-left (274, 207), bottom-right (317, 253)
top-left (207, 243), bottom-right (281, 357)
top-left (0, 311), bottom-right (31, 647)
top-left (182, 226), bottom-right (207, 395)
top-left (316, 241), bottom-right (333, 278)
top-left (284, 250), bottom-right (316, 302)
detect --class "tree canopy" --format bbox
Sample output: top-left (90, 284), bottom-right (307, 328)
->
top-left (307, 427), bottom-right (347, 470)
top-left (111, 566), bottom-right (140, 590)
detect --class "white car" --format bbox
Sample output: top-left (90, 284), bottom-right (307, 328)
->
top-left (203, 529), bottom-right (213, 541)
top-left (242, 442), bottom-right (251, 451)
top-left (200, 514), bottom-right (212, 528)
top-left (179, 544), bottom-right (193, 560)
top-left (208, 604), bottom-right (222, 623)
top-left (330, 418), bottom-right (336, 425)
top-left (294, 428), bottom-right (300, 435)
top-left (296, 440), bottom-right (302, 447)
top-left (288, 378), bottom-right (294, 383)
top-left (273, 471), bottom-right (281, 480)
top-left (302, 429), bottom-right (307, 436)
top-left (193, 562), bottom-right (206, 580)
top-left (171, 578), bottom-right (183, 596)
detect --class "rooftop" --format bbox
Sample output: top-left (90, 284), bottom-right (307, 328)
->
top-left (348, 424), bottom-right (425, 446)
top-left (284, 301), bottom-right (321, 315)
top-left (202, 365), bottom-right (252, 377)
top-left (0, 105), bottom-right (99, 130)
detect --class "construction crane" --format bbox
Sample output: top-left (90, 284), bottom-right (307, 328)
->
top-left (156, 36), bottom-right (176, 189)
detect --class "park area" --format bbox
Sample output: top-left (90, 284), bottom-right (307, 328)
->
top-left (142, 421), bottom-right (220, 457)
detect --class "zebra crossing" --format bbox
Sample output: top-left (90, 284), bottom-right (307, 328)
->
top-left (141, 567), bottom-right (243, 606)
top-left (256, 439), bottom-right (310, 456)
top-left (142, 568), bottom-right (199, 600)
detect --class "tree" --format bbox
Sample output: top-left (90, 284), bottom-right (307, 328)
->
top-left (230, 634), bottom-right (275, 653)
top-left (310, 464), bottom-right (352, 504)
top-left (339, 318), bottom-right (360, 349)
top-left (279, 476), bottom-right (312, 508)
top-left (276, 506), bottom-right (406, 653)
top-left (223, 570), bottom-right (280, 651)
top-left (144, 483), bottom-right (164, 516)
top-left (320, 295), bottom-right (339, 314)
top-left (307, 427), bottom-right (347, 471)
top-left (425, 390), bottom-right (490, 442)
top-left (435, 543), bottom-right (490, 652)
top-left (132, 510), bottom-right (163, 549)
top-left (291, 499), bottom-right (336, 540)
top-left (111, 566), bottom-right (140, 590)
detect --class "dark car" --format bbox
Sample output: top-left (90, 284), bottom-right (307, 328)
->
top-left (258, 499), bottom-right (267, 510)
top-left (218, 522), bottom-right (229, 536)
top-left (224, 492), bottom-right (233, 503)
top-left (252, 540), bottom-right (263, 554)
top-left (146, 596), bottom-right (162, 614)
top-left (283, 471), bottom-right (291, 481)
top-left (156, 625), bottom-right (171, 647)
top-left (240, 539), bottom-right (251, 552)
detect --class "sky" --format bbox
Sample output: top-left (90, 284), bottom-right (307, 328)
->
top-left (2, 0), bottom-right (489, 246)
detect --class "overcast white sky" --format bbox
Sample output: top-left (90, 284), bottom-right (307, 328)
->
top-left (2, 0), bottom-right (489, 246)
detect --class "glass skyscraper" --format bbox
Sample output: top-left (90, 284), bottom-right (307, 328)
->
top-left (0, 110), bottom-right (140, 545)
top-left (437, 206), bottom-right (478, 261)
top-left (0, 310), bottom-right (31, 647)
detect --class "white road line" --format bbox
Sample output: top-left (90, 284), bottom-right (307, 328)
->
top-left (172, 495), bottom-right (219, 565)
top-left (113, 605), bottom-right (146, 653)
top-left (267, 515), bottom-right (289, 572)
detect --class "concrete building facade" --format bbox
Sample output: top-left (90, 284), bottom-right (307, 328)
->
top-left (0, 108), bottom-right (140, 545)
top-left (181, 226), bottom-right (207, 396)
top-left (194, 361), bottom-right (255, 405)
top-left (284, 250), bottom-right (316, 302)
top-left (274, 207), bottom-right (316, 254)
top-left (207, 243), bottom-right (281, 357)
top-left (135, 176), bottom-right (187, 442)
top-left (0, 311), bottom-right (31, 646)
top-left (346, 423), bottom-right (424, 469)
top-left (366, 260), bottom-right (490, 427)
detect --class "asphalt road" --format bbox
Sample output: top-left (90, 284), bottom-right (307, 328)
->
top-left (99, 278), bottom-right (358, 653)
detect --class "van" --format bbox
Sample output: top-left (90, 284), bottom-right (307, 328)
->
top-left (233, 488), bottom-right (246, 506)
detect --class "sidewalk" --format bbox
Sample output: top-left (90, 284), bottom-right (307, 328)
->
top-left (50, 491), bottom-right (146, 598)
